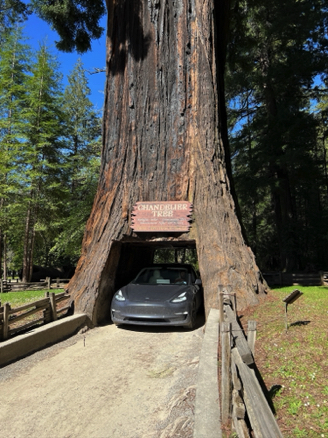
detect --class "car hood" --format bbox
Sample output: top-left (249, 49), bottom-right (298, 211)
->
top-left (123, 284), bottom-right (189, 302)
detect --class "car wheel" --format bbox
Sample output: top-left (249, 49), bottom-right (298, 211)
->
top-left (186, 300), bottom-right (197, 330)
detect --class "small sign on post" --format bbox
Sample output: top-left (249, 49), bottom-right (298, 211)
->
top-left (283, 289), bottom-right (303, 332)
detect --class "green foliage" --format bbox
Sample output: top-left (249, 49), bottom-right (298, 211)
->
top-left (0, 1), bottom-right (31, 39)
top-left (226, 0), bottom-right (328, 271)
top-left (0, 28), bottom-right (102, 274)
top-left (0, 288), bottom-right (64, 306)
top-left (31, 0), bottom-right (106, 53)
top-left (0, 27), bottom-right (30, 246)
top-left (49, 59), bottom-right (101, 263)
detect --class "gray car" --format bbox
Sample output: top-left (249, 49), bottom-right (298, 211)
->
top-left (111, 264), bottom-right (203, 329)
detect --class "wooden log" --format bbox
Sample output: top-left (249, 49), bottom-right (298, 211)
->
top-left (247, 320), bottom-right (257, 356)
top-left (232, 348), bottom-right (283, 438)
top-left (225, 305), bottom-right (254, 365)
top-left (221, 321), bottom-right (231, 424)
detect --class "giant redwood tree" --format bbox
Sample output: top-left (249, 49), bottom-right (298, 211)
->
top-left (34, 0), bottom-right (267, 324)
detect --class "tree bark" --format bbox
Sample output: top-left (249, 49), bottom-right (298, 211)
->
top-left (68, 0), bottom-right (267, 325)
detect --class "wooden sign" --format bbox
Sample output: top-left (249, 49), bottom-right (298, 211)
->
top-left (131, 201), bottom-right (192, 232)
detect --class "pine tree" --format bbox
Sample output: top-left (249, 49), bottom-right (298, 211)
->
top-left (50, 58), bottom-right (101, 264)
top-left (0, 26), bottom-right (30, 279)
top-left (19, 42), bottom-right (66, 281)
top-left (0, 0), bottom-right (31, 40)
top-left (226, 0), bottom-right (328, 270)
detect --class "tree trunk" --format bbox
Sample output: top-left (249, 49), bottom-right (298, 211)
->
top-left (67, 0), bottom-right (267, 325)
top-left (22, 202), bottom-right (35, 283)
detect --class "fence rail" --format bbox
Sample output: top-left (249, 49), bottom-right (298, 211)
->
top-left (0, 277), bottom-right (71, 293)
top-left (0, 292), bottom-right (71, 341)
top-left (263, 271), bottom-right (328, 286)
top-left (219, 294), bottom-right (283, 438)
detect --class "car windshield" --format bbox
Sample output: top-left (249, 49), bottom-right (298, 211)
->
top-left (132, 267), bottom-right (190, 285)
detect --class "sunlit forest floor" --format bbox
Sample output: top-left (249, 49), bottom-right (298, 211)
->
top-left (239, 286), bottom-right (328, 437)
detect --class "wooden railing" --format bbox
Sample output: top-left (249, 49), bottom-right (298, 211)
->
top-left (219, 293), bottom-right (283, 438)
top-left (0, 277), bottom-right (70, 293)
top-left (263, 271), bottom-right (327, 286)
top-left (0, 292), bottom-right (71, 341)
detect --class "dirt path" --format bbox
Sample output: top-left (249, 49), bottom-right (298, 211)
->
top-left (0, 321), bottom-right (204, 438)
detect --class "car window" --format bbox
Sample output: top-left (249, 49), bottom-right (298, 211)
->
top-left (132, 267), bottom-right (190, 285)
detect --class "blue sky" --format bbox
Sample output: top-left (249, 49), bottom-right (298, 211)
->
top-left (23, 12), bottom-right (107, 111)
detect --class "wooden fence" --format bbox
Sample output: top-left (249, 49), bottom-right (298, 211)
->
top-left (219, 293), bottom-right (283, 438)
top-left (0, 277), bottom-right (71, 293)
top-left (263, 271), bottom-right (328, 286)
top-left (0, 292), bottom-right (71, 341)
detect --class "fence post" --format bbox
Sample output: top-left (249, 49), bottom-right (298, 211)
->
top-left (218, 290), bottom-right (224, 323)
top-left (46, 277), bottom-right (51, 289)
top-left (56, 277), bottom-right (60, 288)
top-left (247, 320), bottom-right (257, 357)
top-left (221, 321), bottom-right (232, 425)
top-left (0, 279), bottom-right (3, 293)
top-left (3, 302), bottom-right (10, 341)
top-left (49, 293), bottom-right (57, 321)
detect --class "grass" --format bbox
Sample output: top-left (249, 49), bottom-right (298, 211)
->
top-left (239, 286), bottom-right (328, 437)
top-left (0, 289), bottom-right (65, 308)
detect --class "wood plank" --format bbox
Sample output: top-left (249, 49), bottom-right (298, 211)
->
top-left (49, 293), bottom-right (57, 321)
top-left (55, 294), bottom-right (70, 304)
top-left (224, 305), bottom-right (254, 365)
top-left (247, 320), bottom-right (257, 356)
top-left (231, 360), bottom-right (242, 391)
top-left (221, 321), bottom-right (231, 424)
top-left (232, 388), bottom-right (245, 419)
top-left (57, 305), bottom-right (70, 314)
top-left (2, 303), bottom-right (10, 341)
top-left (9, 306), bottom-right (46, 324)
top-left (9, 298), bottom-right (49, 314)
top-left (232, 348), bottom-right (283, 438)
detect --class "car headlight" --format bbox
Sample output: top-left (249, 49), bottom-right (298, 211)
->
top-left (114, 290), bottom-right (126, 302)
top-left (171, 292), bottom-right (187, 303)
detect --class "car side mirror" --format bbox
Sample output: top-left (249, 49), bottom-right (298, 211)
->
top-left (195, 278), bottom-right (202, 286)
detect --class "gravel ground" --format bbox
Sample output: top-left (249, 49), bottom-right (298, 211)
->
top-left (0, 317), bottom-right (204, 438)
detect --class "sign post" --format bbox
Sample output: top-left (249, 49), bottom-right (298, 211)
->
top-left (283, 289), bottom-right (303, 332)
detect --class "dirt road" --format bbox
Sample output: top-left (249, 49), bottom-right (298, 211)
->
top-left (0, 320), bottom-right (204, 438)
